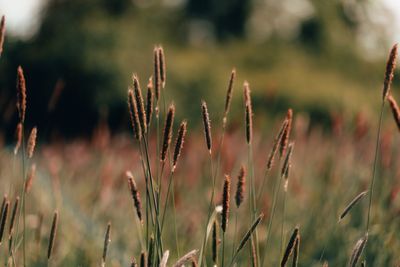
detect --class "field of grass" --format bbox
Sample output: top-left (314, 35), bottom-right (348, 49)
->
top-left (2, 25), bottom-right (400, 266)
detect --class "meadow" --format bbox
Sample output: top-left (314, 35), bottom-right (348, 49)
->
top-left (2, 17), bottom-right (400, 266)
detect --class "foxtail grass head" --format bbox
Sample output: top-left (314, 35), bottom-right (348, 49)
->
top-left (221, 174), bottom-right (231, 232)
top-left (383, 44), bottom-right (398, 101)
top-left (223, 68), bottom-right (236, 125)
top-left (128, 88), bottom-right (142, 140)
top-left (126, 171), bottom-right (143, 223)
top-left (0, 15), bottom-right (5, 56)
top-left (132, 74), bottom-right (147, 135)
top-left (172, 120), bottom-right (187, 172)
top-left (161, 104), bottom-right (175, 162)
top-left (243, 81), bottom-right (253, 144)
top-left (16, 66), bottom-right (27, 123)
top-left (27, 127), bottom-right (37, 158)
top-left (201, 101), bottom-right (212, 154)
top-left (47, 211), bottom-right (59, 260)
top-left (235, 165), bottom-right (246, 208)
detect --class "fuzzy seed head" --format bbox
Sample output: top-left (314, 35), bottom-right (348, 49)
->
top-left (280, 109), bottom-right (293, 158)
top-left (161, 104), bottom-right (175, 162)
top-left (47, 211), bottom-right (59, 259)
top-left (383, 44), bottom-right (398, 101)
top-left (243, 81), bottom-right (253, 144)
top-left (126, 171), bottom-right (143, 223)
top-left (158, 46), bottom-right (166, 88)
top-left (154, 47), bottom-right (161, 100)
top-left (14, 122), bottom-right (22, 155)
top-left (132, 74), bottom-right (147, 135)
top-left (16, 66), bottom-right (27, 123)
top-left (173, 120), bottom-right (187, 172)
top-left (224, 68), bottom-right (236, 120)
top-left (235, 165), bottom-right (246, 208)
top-left (201, 101), bottom-right (212, 153)
top-left (388, 94), bottom-right (400, 131)
top-left (27, 127), bottom-right (37, 158)
top-left (128, 88), bottom-right (142, 140)
top-left (146, 76), bottom-right (153, 127)
top-left (221, 174), bottom-right (231, 232)
top-left (0, 15), bottom-right (5, 56)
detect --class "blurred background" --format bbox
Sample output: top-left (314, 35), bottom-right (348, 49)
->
top-left (2, 1), bottom-right (400, 266)
top-left (0, 0), bottom-right (399, 140)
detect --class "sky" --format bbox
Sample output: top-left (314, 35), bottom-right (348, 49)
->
top-left (0, 0), bottom-right (400, 42)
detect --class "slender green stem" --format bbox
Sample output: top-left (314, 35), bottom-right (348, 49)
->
top-left (13, 125), bottom-right (26, 267)
top-left (280, 192), bottom-right (287, 256)
top-left (222, 231), bottom-right (226, 267)
top-left (231, 210), bottom-right (238, 259)
top-left (198, 153), bottom-right (215, 267)
top-left (366, 101), bottom-right (385, 232)
top-left (160, 171), bottom-right (174, 232)
top-left (171, 181), bottom-right (180, 257)
top-left (261, 171), bottom-right (283, 266)
top-left (141, 137), bottom-right (164, 259)
top-left (247, 143), bottom-right (259, 266)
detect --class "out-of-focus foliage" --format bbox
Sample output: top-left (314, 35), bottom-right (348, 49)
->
top-left (0, 0), bottom-right (395, 139)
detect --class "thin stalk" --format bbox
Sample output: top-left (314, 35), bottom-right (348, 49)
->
top-left (13, 125), bottom-right (26, 267)
top-left (231, 210), bottom-right (238, 259)
top-left (198, 153), bottom-right (215, 267)
top-left (366, 101), bottom-right (385, 232)
top-left (141, 137), bottom-right (164, 259)
top-left (160, 171), bottom-right (174, 232)
top-left (171, 181), bottom-right (180, 257)
top-left (222, 231), bottom-right (226, 267)
top-left (280, 192), bottom-right (287, 256)
top-left (261, 171), bottom-right (284, 266)
top-left (247, 143), bottom-right (260, 266)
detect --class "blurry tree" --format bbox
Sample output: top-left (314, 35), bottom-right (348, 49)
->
top-left (185, 0), bottom-right (251, 40)
top-left (0, 0), bottom-right (394, 140)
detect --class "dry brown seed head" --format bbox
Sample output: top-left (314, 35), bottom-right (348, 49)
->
top-left (281, 226), bottom-right (299, 267)
top-left (47, 211), bottom-right (59, 259)
top-left (8, 197), bottom-right (19, 237)
top-left (282, 142), bottom-right (295, 191)
top-left (349, 234), bottom-right (368, 267)
top-left (154, 46), bottom-right (161, 100)
top-left (267, 119), bottom-right (288, 170)
top-left (212, 219), bottom-right (218, 263)
top-left (0, 15), bottom-right (5, 56)
top-left (14, 122), bottom-right (22, 155)
top-left (243, 81), bottom-right (253, 144)
top-left (221, 174), bottom-right (231, 232)
top-left (0, 200), bottom-right (9, 244)
top-left (158, 46), bottom-right (166, 88)
top-left (224, 68), bottom-right (236, 123)
top-left (235, 165), bottom-right (246, 208)
top-left (280, 109), bottom-right (293, 158)
top-left (146, 76), bottom-right (153, 127)
top-left (172, 120), bottom-right (187, 172)
top-left (201, 101), bottom-right (212, 153)
top-left (161, 104), bottom-right (175, 162)
top-left (25, 163), bottom-right (37, 193)
top-left (101, 222), bottom-right (111, 265)
top-left (128, 88), bottom-right (142, 140)
top-left (339, 191), bottom-right (368, 222)
top-left (388, 94), bottom-right (400, 131)
top-left (132, 74), bottom-right (147, 135)
top-left (383, 44), bottom-right (398, 101)
top-left (27, 127), bottom-right (37, 158)
top-left (126, 171), bottom-right (143, 223)
top-left (16, 66), bottom-right (27, 123)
